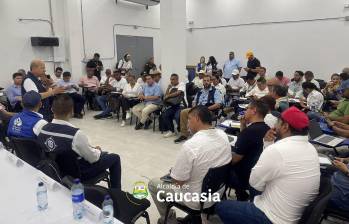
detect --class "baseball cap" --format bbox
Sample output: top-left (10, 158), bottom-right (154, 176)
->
top-left (273, 106), bottom-right (309, 130)
top-left (246, 50), bottom-right (254, 58)
top-left (22, 91), bottom-right (42, 109)
top-left (198, 70), bottom-right (205, 74)
top-left (232, 69), bottom-right (240, 76)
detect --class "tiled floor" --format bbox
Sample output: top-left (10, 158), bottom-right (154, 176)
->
top-left (71, 111), bottom-right (347, 224)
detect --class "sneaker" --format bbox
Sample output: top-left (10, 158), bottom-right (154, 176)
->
top-left (135, 123), bottom-right (144, 130)
top-left (121, 120), bottom-right (126, 127)
top-left (163, 131), bottom-right (175, 138)
top-left (174, 135), bottom-right (187, 144)
top-left (126, 111), bottom-right (131, 120)
top-left (144, 120), bottom-right (153, 129)
top-left (95, 113), bottom-right (112, 120)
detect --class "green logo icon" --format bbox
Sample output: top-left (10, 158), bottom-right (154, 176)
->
top-left (132, 181), bottom-right (148, 199)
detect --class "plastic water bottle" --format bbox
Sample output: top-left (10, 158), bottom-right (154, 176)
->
top-left (71, 178), bottom-right (85, 220)
top-left (102, 195), bottom-right (114, 224)
top-left (37, 182), bottom-right (48, 211)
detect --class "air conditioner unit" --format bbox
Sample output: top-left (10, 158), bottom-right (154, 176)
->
top-left (116, 0), bottom-right (160, 9)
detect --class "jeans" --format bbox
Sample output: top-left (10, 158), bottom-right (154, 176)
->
top-left (161, 105), bottom-right (181, 132)
top-left (307, 111), bottom-right (323, 121)
top-left (80, 152), bottom-right (121, 189)
top-left (96, 95), bottom-right (114, 116)
top-left (216, 200), bottom-right (272, 224)
top-left (68, 93), bottom-right (86, 115)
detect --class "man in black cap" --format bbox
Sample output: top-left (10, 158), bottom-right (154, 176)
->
top-left (7, 91), bottom-right (47, 138)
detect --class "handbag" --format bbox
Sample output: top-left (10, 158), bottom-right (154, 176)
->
top-left (164, 88), bottom-right (184, 106)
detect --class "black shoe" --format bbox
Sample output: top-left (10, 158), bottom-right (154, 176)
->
top-left (74, 114), bottom-right (83, 119)
top-left (144, 120), bottom-right (153, 129)
top-left (135, 123), bottom-right (144, 130)
top-left (174, 136), bottom-right (187, 144)
top-left (94, 113), bottom-right (112, 120)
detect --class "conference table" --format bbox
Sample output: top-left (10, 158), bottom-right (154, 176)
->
top-left (0, 146), bottom-right (122, 224)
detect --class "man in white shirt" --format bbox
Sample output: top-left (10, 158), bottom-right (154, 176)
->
top-left (149, 106), bottom-right (231, 224)
top-left (56, 71), bottom-right (85, 119)
top-left (246, 77), bottom-right (269, 99)
top-left (288, 71), bottom-right (304, 98)
top-left (211, 73), bottom-right (226, 97)
top-left (37, 94), bottom-right (121, 188)
top-left (240, 74), bottom-right (257, 96)
top-left (94, 69), bottom-right (127, 119)
top-left (227, 69), bottom-right (245, 93)
top-left (304, 71), bottom-right (320, 89)
top-left (300, 81), bottom-right (324, 121)
top-left (52, 67), bottom-right (63, 84)
top-left (100, 69), bottom-right (114, 85)
top-left (216, 106), bottom-right (320, 224)
top-left (223, 51), bottom-right (242, 81)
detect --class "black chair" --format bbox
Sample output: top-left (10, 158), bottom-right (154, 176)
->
top-left (151, 108), bottom-right (163, 132)
top-left (163, 163), bottom-right (231, 224)
top-left (62, 177), bottom-right (151, 224)
top-left (321, 207), bottom-right (349, 223)
top-left (48, 150), bottom-right (112, 188)
top-left (10, 137), bottom-right (46, 168)
top-left (298, 176), bottom-right (332, 224)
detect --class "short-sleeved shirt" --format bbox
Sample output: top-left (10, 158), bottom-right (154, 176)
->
top-left (330, 99), bottom-right (349, 119)
top-left (247, 57), bottom-right (261, 77)
top-left (79, 76), bottom-right (100, 92)
top-left (110, 78), bottom-right (127, 91)
top-left (307, 90), bottom-right (324, 112)
top-left (194, 87), bottom-right (223, 106)
top-left (223, 59), bottom-right (242, 79)
top-left (288, 81), bottom-right (303, 98)
top-left (228, 77), bottom-right (245, 90)
top-left (143, 83), bottom-right (162, 105)
top-left (56, 79), bottom-right (78, 94)
top-left (170, 128), bottom-right (232, 209)
top-left (233, 122), bottom-right (270, 187)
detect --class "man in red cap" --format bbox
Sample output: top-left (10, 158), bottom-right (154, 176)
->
top-left (216, 106), bottom-right (320, 224)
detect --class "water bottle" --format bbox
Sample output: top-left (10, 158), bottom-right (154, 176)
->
top-left (71, 178), bottom-right (85, 220)
top-left (102, 195), bottom-right (114, 224)
top-left (36, 182), bottom-right (48, 211)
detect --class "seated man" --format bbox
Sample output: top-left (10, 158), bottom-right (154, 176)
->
top-left (52, 67), bottom-right (63, 84)
top-left (148, 106), bottom-right (231, 224)
top-left (288, 70), bottom-right (304, 98)
top-left (192, 70), bottom-right (204, 89)
top-left (7, 91), bottom-right (47, 138)
top-left (216, 107), bottom-right (320, 224)
top-left (272, 70), bottom-right (290, 87)
top-left (161, 74), bottom-right (186, 138)
top-left (6, 72), bottom-right (23, 112)
top-left (304, 70), bottom-right (320, 89)
top-left (79, 61), bottom-right (100, 110)
top-left (246, 77), bottom-right (269, 99)
top-left (174, 75), bottom-right (222, 143)
top-left (211, 73), bottom-right (226, 97)
top-left (230, 99), bottom-right (270, 201)
top-left (270, 85), bottom-right (289, 112)
top-left (300, 82), bottom-right (324, 120)
top-left (56, 71), bottom-right (85, 119)
top-left (99, 68), bottom-right (114, 86)
top-left (227, 69), bottom-right (244, 94)
top-left (327, 156), bottom-right (349, 212)
top-left (240, 74), bottom-right (257, 96)
top-left (37, 94), bottom-right (121, 189)
top-left (326, 87), bottom-right (349, 123)
top-left (133, 74), bottom-right (162, 130)
top-left (94, 69), bottom-right (127, 119)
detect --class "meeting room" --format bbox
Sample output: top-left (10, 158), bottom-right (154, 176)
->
top-left (1, 0), bottom-right (349, 223)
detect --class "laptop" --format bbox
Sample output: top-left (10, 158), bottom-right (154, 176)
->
top-left (309, 120), bottom-right (345, 147)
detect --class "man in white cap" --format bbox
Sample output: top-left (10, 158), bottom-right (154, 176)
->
top-left (228, 69), bottom-right (245, 93)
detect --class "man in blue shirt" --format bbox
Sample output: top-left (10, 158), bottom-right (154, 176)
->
top-left (56, 71), bottom-right (85, 119)
top-left (223, 51), bottom-right (242, 82)
top-left (6, 72), bottom-right (23, 112)
top-left (175, 75), bottom-right (223, 143)
top-left (132, 74), bottom-right (162, 130)
top-left (7, 91), bottom-right (47, 138)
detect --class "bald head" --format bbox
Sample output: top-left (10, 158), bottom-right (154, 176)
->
top-left (30, 59), bottom-right (46, 76)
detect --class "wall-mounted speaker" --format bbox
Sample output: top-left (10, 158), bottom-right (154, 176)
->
top-left (31, 37), bottom-right (59, 47)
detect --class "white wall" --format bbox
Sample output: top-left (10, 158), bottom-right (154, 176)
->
top-left (82, 0), bottom-right (161, 72)
top-left (0, 0), bottom-right (66, 87)
top-left (186, 0), bottom-right (349, 80)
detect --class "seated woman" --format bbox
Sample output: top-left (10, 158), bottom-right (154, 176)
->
top-left (119, 74), bottom-right (142, 127)
top-left (323, 73), bottom-right (341, 111)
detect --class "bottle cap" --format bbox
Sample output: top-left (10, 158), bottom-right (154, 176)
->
top-left (38, 182), bottom-right (44, 187)
top-left (105, 195), bottom-right (111, 200)
top-left (73, 178), bottom-right (81, 184)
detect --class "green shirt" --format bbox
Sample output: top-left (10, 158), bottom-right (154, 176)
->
top-left (330, 99), bottom-right (349, 118)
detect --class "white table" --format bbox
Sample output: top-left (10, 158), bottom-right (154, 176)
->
top-left (0, 147), bottom-right (122, 224)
